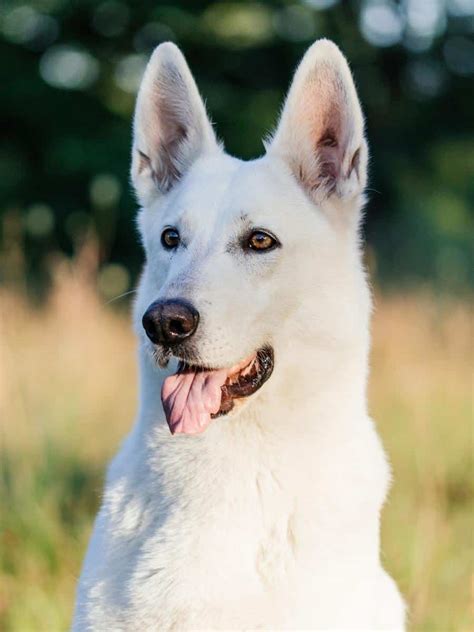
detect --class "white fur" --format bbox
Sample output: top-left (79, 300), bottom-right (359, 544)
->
top-left (73, 40), bottom-right (406, 631)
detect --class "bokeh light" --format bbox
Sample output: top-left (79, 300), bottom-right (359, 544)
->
top-left (90, 174), bottom-right (122, 209)
top-left (97, 262), bottom-right (130, 299)
top-left (2, 5), bottom-right (59, 50)
top-left (405, 58), bottom-right (446, 98)
top-left (114, 53), bottom-right (148, 93)
top-left (24, 204), bottom-right (54, 237)
top-left (360, 1), bottom-right (404, 47)
top-left (202, 3), bottom-right (274, 48)
top-left (39, 45), bottom-right (99, 90)
top-left (448, 0), bottom-right (474, 17)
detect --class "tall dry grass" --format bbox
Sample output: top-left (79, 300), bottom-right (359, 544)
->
top-left (1, 258), bottom-right (472, 631)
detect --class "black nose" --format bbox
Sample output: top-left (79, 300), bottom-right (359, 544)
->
top-left (142, 299), bottom-right (199, 346)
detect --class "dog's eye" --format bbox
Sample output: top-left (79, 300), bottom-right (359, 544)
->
top-left (246, 230), bottom-right (279, 252)
top-left (161, 227), bottom-right (180, 250)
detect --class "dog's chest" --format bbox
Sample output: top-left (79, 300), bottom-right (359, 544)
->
top-left (143, 434), bottom-right (300, 588)
top-left (107, 421), bottom-right (383, 587)
top-left (78, 419), bottom-right (388, 629)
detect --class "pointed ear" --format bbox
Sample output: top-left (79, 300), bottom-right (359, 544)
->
top-left (131, 42), bottom-right (219, 206)
top-left (267, 39), bottom-right (368, 205)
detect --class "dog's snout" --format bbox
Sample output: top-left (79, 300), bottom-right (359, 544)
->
top-left (142, 299), bottom-right (199, 346)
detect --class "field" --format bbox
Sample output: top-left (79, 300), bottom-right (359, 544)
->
top-left (1, 262), bottom-right (472, 631)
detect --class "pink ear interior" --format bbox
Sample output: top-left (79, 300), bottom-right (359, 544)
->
top-left (294, 65), bottom-right (354, 197)
top-left (142, 62), bottom-right (194, 192)
top-left (131, 43), bottom-right (220, 206)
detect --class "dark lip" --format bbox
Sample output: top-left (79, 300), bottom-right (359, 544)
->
top-left (177, 346), bottom-right (274, 418)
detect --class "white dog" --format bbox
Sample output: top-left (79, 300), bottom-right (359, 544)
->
top-left (73, 40), bottom-right (406, 630)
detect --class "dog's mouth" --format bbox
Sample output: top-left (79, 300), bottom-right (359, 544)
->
top-left (161, 346), bottom-right (274, 435)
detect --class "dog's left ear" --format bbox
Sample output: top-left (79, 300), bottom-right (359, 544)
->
top-left (268, 39), bottom-right (367, 205)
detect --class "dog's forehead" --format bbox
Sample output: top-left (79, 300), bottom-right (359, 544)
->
top-left (170, 154), bottom-right (240, 221)
top-left (227, 158), bottom-right (300, 214)
top-left (171, 154), bottom-right (298, 229)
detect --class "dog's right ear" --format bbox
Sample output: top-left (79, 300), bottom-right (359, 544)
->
top-left (131, 43), bottom-right (219, 207)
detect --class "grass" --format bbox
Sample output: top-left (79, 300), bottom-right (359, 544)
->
top-left (1, 262), bottom-right (472, 631)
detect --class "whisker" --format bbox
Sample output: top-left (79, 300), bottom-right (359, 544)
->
top-left (105, 289), bottom-right (137, 305)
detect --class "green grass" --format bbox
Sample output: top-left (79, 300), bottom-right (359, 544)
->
top-left (1, 278), bottom-right (472, 630)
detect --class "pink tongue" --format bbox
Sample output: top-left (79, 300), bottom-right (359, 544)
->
top-left (161, 368), bottom-right (228, 435)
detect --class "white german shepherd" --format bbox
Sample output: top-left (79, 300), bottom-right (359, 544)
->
top-left (73, 40), bottom-right (406, 630)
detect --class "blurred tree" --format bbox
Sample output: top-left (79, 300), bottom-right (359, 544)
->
top-left (0, 0), bottom-right (473, 298)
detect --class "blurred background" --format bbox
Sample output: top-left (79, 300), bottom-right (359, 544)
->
top-left (0, 0), bottom-right (472, 630)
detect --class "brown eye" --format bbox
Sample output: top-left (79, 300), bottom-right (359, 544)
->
top-left (161, 227), bottom-right (180, 250)
top-left (246, 230), bottom-right (279, 252)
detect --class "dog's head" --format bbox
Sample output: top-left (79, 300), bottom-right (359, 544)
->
top-left (132, 40), bottom-right (369, 435)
